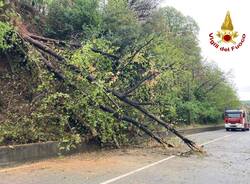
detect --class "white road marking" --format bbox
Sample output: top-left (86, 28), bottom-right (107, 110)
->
top-left (199, 134), bottom-right (232, 146)
top-left (99, 133), bottom-right (232, 184)
top-left (0, 133), bottom-right (232, 177)
top-left (99, 155), bottom-right (176, 184)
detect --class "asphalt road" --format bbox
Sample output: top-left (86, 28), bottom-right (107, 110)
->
top-left (1, 129), bottom-right (250, 184)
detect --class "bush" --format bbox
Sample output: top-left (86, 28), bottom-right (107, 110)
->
top-left (0, 22), bottom-right (18, 54)
top-left (45, 0), bottom-right (101, 39)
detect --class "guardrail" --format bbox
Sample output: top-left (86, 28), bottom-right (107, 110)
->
top-left (178, 124), bottom-right (224, 135)
top-left (0, 124), bottom-right (224, 168)
top-left (157, 124), bottom-right (224, 137)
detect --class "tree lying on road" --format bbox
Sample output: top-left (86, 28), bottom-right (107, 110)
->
top-left (0, 0), bottom-right (239, 151)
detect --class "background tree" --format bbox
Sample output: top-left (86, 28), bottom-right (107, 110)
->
top-left (0, 1), bottom-right (240, 150)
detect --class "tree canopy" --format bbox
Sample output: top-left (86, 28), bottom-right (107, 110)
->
top-left (0, 0), bottom-right (240, 151)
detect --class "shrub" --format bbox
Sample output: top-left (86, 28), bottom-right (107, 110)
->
top-left (45, 0), bottom-right (101, 39)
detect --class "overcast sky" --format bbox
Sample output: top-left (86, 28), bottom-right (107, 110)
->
top-left (162, 0), bottom-right (250, 100)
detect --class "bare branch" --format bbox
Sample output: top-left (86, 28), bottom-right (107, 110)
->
top-left (22, 34), bottom-right (66, 62)
top-left (203, 81), bottom-right (222, 94)
top-left (122, 62), bottom-right (176, 97)
top-left (100, 105), bottom-right (172, 148)
top-left (110, 90), bottom-right (202, 152)
top-left (28, 34), bottom-right (82, 48)
top-left (127, 37), bottom-right (154, 61)
top-left (41, 56), bottom-right (65, 80)
top-left (122, 71), bottom-right (159, 97)
top-left (91, 48), bottom-right (120, 60)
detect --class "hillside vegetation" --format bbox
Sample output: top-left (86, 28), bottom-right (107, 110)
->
top-left (0, 0), bottom-right (239, 150)
top-left (242, 101), bottom-right (250, 106)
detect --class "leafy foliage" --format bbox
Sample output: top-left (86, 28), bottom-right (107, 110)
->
top-left (0, 0), bottom-right (240, 149)
top-left (45, 0), bottom-right (101, 39)
top-left (0, 22), bottom-right (19, 54)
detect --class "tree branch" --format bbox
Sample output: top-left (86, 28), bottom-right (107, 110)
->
top-left (204, 81), bottom-right (222, 95)
top-left (121, 62), bottom-right (176, 97)
top-left (91, 48), bottom-right (120, 60)
top-left (22, 34), bottom-right (65, 62)
top-left (25, 33), bottom-right (120, 62)
top-left (122, 71), bottom-right (159, 97)
top-left (100, 105), bottom-right (172, 148)
top-left (110, 90), bottom-right (202, 152)
top-left (17, 30), bottom-right (201, 151)
top-left (128, 37), bottom-right (154, 61)
top-left (28, 34), bottom-right (82, 48)
top-left (41, 57), bottom-right (65, 80)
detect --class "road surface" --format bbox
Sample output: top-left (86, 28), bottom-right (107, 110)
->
top-left (1, 129), bottom-right (250, 184)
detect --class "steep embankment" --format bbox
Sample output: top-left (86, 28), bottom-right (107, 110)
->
top-left (0, 55), bottom-right (32, 125)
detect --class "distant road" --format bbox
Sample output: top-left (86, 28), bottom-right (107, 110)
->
top-left (1, 129), bottom-right (250, 184)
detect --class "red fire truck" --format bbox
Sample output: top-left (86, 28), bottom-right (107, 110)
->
top-left (224, 109), bottom-right (250, 131)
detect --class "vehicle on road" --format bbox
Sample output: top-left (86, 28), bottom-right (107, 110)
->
top-left (224, 109), bottom-right (250, 131)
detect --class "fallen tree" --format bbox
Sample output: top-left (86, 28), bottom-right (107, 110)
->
top-left (14, 24), bottom-right (202, 152)
top-left (0, 1), bottom-right (203, 151)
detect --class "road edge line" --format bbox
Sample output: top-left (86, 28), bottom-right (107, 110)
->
top-left (99, 133), bottom-right (232, 184)
top-left (199, 134), bottom-right (232, 146)
top-left (99, 155), bottom-right (175, 184)
top-left (0, 133), bottom-right (232, 177)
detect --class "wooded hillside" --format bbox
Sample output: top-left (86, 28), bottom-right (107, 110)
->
top-left (0, 0), bottom-right (240, 151)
